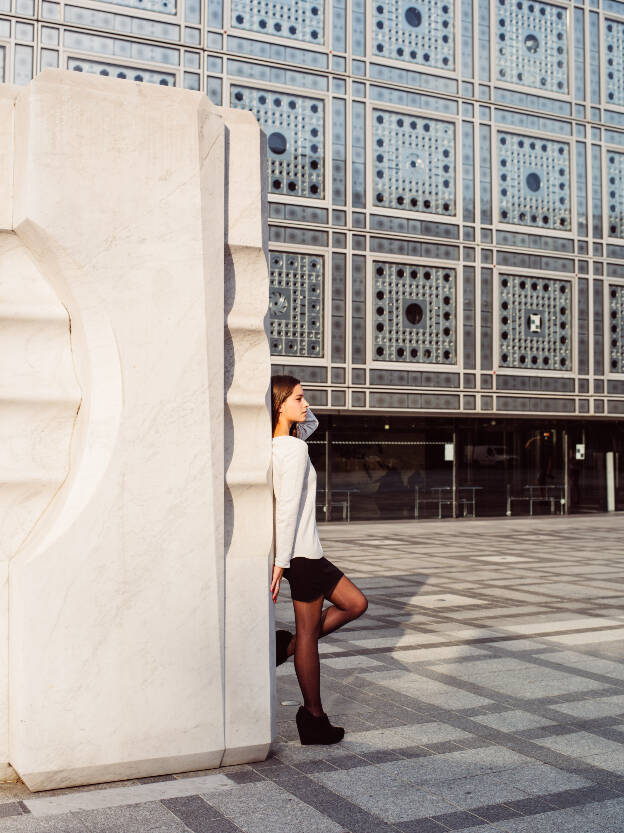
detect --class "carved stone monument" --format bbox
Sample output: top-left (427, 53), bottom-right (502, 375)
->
top-left (0, 70), bottom-right (274, 791)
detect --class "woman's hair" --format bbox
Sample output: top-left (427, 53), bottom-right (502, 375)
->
top-left (271, 374), bottom-right (301, 437)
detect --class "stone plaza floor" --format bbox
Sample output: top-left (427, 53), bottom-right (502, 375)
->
top-left (3, 513), bottom-right (624, 832)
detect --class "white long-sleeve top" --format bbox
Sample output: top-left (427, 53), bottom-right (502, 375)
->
top-left (272, 408), bottom-right (323, 569)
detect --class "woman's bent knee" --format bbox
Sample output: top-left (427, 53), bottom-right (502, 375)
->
top-left (351, 593), bottom-right (368, 619)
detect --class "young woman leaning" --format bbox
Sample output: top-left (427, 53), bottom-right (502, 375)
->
top-left (270, 374), bottom-right (368, 745)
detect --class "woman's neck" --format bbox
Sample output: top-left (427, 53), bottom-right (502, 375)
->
top-left (273, 419), bottom-right (294, 438)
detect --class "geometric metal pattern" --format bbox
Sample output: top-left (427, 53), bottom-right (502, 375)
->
top-left (269, 252), bottom-right (324, 357)
top-left (497, 131), bottom-right (571, 230)
top-left (608, 285), bottom-right (624, 373)
top-left (97, 0), bottom-right (175, 13)
top-left (607, 151), bottom-right (624, 238)
top-left (230, 85), bottom-right (325, 199)
top-left (496, 0), bottom-right (568, 93)
top-left (372, 0), bottom-right (454, 69)
top-left (605, 18), bottom-right (624, 106)
top-left (231, 0), bottom-right (324, 43)
top-left (68, 59), bottom-right (175, 85)
top-left (372, 109), bottom-right (455, 214)
top-left (499, 274), bottom-right (572, 370)
top-left (372, 261), bottom-right (456, 363)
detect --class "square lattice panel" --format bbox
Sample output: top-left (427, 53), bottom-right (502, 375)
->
top-left (372, 109), bottom-right (455, 214)
top-left (372, 261), bottom-right (456, 363)
top-left (606, 18), bottom-right (624, 107)
top-left (608, 285), bottom-right (624, 373)
top-left (372, 0), bottom-right (454, 69)
top-left (496, 0), bottom-right (568, 93)
top-left (269, 252), bottom-right (324, 358)
top-left (231, 86), bottom-right (324, 199)
top-left (68, 59), bottom-right (175, 85)
top-left (607, 150), bottom-right (624, 238)
top-left (498, 274), bottom-right (571, 370)
top-left (230, 0), bottom-right (324, 44)
top-left (497, 131), bottom-right (571, 230)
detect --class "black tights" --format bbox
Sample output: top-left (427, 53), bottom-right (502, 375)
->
top-left (290, 576), bottom-right (368, 717)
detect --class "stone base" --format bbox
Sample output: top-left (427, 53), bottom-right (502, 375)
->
top-left (0, 763), bottom-right (18, 783)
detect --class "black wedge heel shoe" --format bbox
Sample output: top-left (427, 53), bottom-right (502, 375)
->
top-left (276, 630), bottom-right (293, 666)
top-left (296, 706), bottom-right (344, 745)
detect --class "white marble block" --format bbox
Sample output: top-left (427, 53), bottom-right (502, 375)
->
top-left (0, 70), bottom-right (273, 791)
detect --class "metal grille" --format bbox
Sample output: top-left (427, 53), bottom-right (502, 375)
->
top-left (372, 108), bottom-right (455, 215)
top-left (496, 0), bottom-right (568, 93)
top-left (269, 251), bottom-right (324, 358)
top-left (497, 131), bottom-right (571, 230)
top-left (499, 273), bottom-right (572, 371)
top-left (608, 285), bottom-right (624, 373)
top-left (231, 0), bottom-right (324, 44)
top-left (231, 85), bottom-right (325, 199)
top-left (372, 261), bottom-right (456, 364)
top-left (372, 0), bottom-right (455, 70)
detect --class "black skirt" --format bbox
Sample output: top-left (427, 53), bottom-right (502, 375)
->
top-left (282, 556), bottom-right (344, 602)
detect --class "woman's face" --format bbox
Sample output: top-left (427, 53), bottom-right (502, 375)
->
top-left (280, 384), bottom-right (309, 423)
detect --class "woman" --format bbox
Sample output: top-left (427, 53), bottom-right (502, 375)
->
top-left (271, 374), bottom-right (368, 745)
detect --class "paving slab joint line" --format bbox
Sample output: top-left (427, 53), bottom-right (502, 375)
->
top-left (21, 772), bottom-right (237, 817)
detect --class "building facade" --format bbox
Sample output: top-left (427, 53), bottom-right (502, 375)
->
top-left (2, 0), bottom-right (624, 518)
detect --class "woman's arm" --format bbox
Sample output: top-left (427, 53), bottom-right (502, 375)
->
top-left (296, 408), bottom-right (319, 441)
top-left (273, 441), bottom-right (308, 568)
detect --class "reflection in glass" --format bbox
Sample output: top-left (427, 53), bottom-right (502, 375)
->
top-left (307, 415), bottom-right (624, 522)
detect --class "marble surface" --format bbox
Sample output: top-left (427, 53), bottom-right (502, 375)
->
top-left (0, 71), bottom-right (272, 790)
top-left (222, 109), bottom-right (274, 766)
top-left (0, 229), bottom-right (81, 784)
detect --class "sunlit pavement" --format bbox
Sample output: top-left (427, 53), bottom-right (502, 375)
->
top-left (3, 513), bottom-right (624, 833)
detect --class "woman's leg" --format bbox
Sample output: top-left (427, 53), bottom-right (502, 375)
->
top-left (291, 595), bottom-right (324, 717)
top-left (286, 576), bottom-right (368, 659)
top-left (319, 575), bottom-right (368, 638)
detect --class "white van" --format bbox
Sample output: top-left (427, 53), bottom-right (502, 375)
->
top-left (471, 445), bottom-right (517, 467)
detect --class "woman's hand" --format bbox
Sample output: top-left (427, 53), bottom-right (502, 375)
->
top-left (271, 565), bottom-right (284, 604)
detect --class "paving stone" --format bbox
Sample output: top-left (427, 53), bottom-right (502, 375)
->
top-left (161, 795), bottom-right (224, 831)
top-left (311, 767), bottom-right (458, 822)
top-left (377, 746), bottom-right (534, 786)
top-left (426, 771), bottom-right (530, 809)
top-left (223, 771), bottom-right (265, 785)
top-left (573, 796), bottom-right (624, 829)
top-left (6, 516), bottom-right (624, 833)
top-left (430, 809), bottom-right (490, 829)
top-left (393, 722), bottom-right (476, 747)
top-left (502, 805), bottom-right (613, 832)
top-left (505, 795), bottom-right (560, 815)
top-left (201, 781), bottom-right (344, 833)
top-left (0, 802), bottom-right (26, 818)
top-left (73, 800), bottom-right (189, 833)
top-left (0, 816), bottom-right (91, 833)
top-left (500, 762), bottom-right (593, 795)
top-left (395, 819), bottom-right (448, 832)
top-left (468, 802), bottom-right (522, 822)
top-left (273, 776), bottom-right (400, 833)
top-left (470, 710), bottom-right (557, 733)
top-left (535, 731), bottom-right (624, 759)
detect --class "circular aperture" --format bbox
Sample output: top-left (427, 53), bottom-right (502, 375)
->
top-left (268, 132), bottom-right (288, 155)
top-left (524, 33), bottom-right (539, 53)
top-left (405, 302), bottom-right (424, 325)
top-left (404, 6), bottom-right (422, 27)
top-left (526, 172), bottom-right (541, 192)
